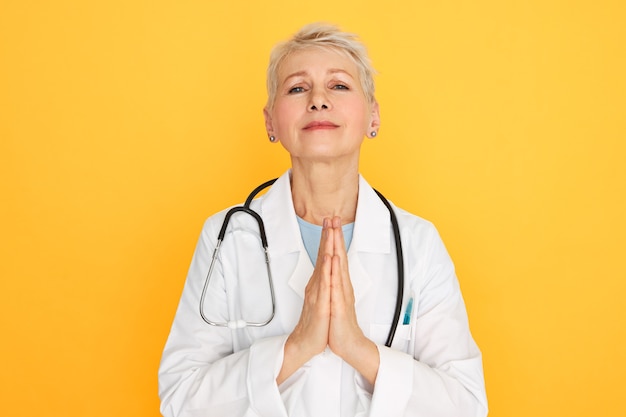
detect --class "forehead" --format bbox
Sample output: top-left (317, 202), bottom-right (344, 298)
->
top-left (277, 47), bottom-right (359, 82)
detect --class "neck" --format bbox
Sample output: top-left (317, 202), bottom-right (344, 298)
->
top-left (290, 158), bottom-right (359, 226)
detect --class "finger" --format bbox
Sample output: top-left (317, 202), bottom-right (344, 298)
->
top-left (331, 218), bottom-right (350, 279)
top-left (330, 254), bottom-right (345, 310)
top-left (330, 221), bottom-right (355, 302)
top-left (315, 218), bottom-right (333, 267)
top-left (331, 253), bottom-right (354, 308)
top-left (307, 252), bottom-right (332, 307)
top-left (319, 253), bottom-right (332, 297)
top-left (331, 216), bottom-right (346, 255)
top-left (332, 215), bottom-right (341, 229)
top-left (323, 218), bottom-right (334, 255)
top-left (329, 255), bottom-right (353, 318)
top-left (298, 253), bottom-right (331, 352)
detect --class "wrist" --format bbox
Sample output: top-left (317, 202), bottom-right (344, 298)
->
top-left (341, 337), bottom-right (380, 386)
top-left (277, 335), bottom-right (321, 385)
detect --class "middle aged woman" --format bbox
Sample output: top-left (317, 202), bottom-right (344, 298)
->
top-left (159, 23), bottom-right (488, 417)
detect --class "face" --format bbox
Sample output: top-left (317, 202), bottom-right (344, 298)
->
top-left (264, 47), bottom-right (380, 164)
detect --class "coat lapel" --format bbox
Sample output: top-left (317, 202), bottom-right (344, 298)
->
top-left (348, 175), bottom-right (393, 302)
top-left (255, 171), bottom-right (392, 306)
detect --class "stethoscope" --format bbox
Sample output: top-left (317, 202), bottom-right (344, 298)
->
top-left (199, 179), bottom-right (405, 348)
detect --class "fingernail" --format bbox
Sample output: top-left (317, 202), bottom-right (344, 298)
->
top-left (323, 218), bottom-right (329, 228)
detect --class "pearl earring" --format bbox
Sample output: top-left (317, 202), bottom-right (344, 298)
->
top-left (371, 131), bottom-right (377, 137)
top-left (269, 135), bottom-right (277, 142)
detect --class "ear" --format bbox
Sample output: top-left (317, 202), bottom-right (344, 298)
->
top-left (368, 100), bottom-right (381, 133)
top-left (263, 107), bottom-right (274, 136)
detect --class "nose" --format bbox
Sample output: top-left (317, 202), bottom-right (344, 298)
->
top-left (308, 88), bottom-right (331, 111)
top-left (310, 103), bottom-right (328, 111)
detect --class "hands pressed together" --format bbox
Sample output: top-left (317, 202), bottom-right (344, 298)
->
top-left (277, 217), bottom-right (380, 386)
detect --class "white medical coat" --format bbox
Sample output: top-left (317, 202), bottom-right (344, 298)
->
top-left (158, 171), bottom-right (488, 417)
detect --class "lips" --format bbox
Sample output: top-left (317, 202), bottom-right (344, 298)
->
top-left (303, 120), bottom-right (339, 130)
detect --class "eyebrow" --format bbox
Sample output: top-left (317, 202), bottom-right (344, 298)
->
top-left (283, 68), bottom-right (355, 83)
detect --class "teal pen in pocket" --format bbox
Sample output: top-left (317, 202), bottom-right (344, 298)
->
top-left (403, 297), bottom-right (414, 325)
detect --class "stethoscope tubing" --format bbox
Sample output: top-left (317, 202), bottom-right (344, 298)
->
top-left (373, 188), bottom-right (404, 347)
top-left (199, 178), bottom-right (404, 348)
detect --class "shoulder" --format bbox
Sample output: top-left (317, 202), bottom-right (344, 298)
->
top-left (199, 171), bottom-right (292, 238)
top-left (358, 175), bottom-right (440, 240)
top-left (392, 204), bottom-right (438, 236)
top-left (391, 203), bottom-right (446, 254)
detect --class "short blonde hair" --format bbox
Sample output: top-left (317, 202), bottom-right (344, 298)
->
top-left (265, 23), bottom-right (376, 109)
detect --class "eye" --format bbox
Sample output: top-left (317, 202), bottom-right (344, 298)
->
top-left (288, 86), bottom-right (305, 94)
top-left (332, 84), bottom-right (349, 90)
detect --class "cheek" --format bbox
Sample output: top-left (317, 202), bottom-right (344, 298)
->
top-left (271, 103), bottom-right (297, 132)
top-left (347, 104), bottom-right (371, 130)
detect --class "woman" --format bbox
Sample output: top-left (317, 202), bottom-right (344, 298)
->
top-left (159, 23), bottom-right (488, 417)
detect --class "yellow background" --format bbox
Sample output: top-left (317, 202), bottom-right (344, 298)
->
top-left (1, 1), bottom-right (625, 416)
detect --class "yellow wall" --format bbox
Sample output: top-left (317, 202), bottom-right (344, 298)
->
top-left (1, 1), bottom-right (624, 416)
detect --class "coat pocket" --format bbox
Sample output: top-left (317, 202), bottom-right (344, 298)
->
top-left (369, 322), bottom-right (412, 353)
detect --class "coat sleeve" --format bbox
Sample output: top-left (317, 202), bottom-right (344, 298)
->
top-left (158, 218), bottom-right (290, 417)
top-left (368, 222), bottom-right (488, 417)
